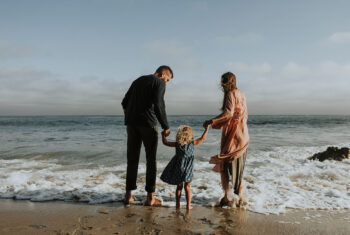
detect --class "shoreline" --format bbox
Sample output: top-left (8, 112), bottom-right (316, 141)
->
top-left (0, 199), bottom-right (349, 234)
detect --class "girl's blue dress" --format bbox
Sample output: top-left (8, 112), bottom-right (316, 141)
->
top-left (160, 141), bottom-right (194, 185)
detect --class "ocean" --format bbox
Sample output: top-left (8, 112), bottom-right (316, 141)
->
top-left (0, 115), bottom-right (349, 214)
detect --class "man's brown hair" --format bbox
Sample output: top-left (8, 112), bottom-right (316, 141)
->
top-left (155, 65), bottom-right (173, 78)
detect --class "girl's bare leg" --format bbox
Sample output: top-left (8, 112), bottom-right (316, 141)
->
top-left (176, 183), bottom-right (183, 209)
top-left (220, 171), bottom-right (230, 206)
top-left (184, 182), bottom-right (192, 210)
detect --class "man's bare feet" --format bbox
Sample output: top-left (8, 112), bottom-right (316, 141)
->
top-left (124, 191), bottom-right (135, 205)
top-left (124, 197), bottom-right (135, 205)
top-left (144, 193), bottom-right (162, 206)
top-left (176, 203), bottom-right (181, 209)
top-left (144, 197), bottom-right (162, 206)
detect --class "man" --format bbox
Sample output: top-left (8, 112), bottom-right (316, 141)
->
top-left (121, 65), bottom-right (173, 206)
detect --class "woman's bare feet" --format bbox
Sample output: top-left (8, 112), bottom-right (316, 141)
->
top-left (236, 196), bottom-right (247, 207)
top-left (186, 205), bottom-right (193, 210)
top-left (219, 197), bottom-right (230, 207)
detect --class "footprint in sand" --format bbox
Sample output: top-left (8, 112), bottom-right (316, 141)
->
top-left (200, 217), bottom-right (214, 225)
top-left (29, 224), bottom-right (47, 229)
top-left (125, 213), bottom-right (136, 218)
top-left (98, 209), bottom-right (110, 214)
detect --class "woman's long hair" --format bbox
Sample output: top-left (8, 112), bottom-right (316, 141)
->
top-left (221, 72), bottom-right (237, 111)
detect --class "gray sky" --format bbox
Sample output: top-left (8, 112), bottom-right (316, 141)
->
top-left (1, 0), bottom-right (350, 115)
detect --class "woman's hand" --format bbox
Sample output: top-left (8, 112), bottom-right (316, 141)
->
top-left (203, 120), bottom-right (213, 128)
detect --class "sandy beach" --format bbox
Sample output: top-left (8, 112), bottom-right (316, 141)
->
top-left (0, 199), bottom-right (349, 234)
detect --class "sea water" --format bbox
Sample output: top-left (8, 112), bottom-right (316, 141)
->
top-left (0, 115), bottom-right (349, 214)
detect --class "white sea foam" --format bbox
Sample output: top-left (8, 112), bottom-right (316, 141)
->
top-left (243, 144), bottom-right (350, 213)
top-left (1, 144), bottom-right (350, 214)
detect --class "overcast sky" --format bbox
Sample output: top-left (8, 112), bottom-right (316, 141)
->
top-left (1, 0), bottom-right (350, 115)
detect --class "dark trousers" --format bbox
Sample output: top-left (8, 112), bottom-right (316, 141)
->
top-left (126, 125), bottom-right (158, 193)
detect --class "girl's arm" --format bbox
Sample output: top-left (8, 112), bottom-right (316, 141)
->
top-left (162, 132), bottom-right (176, 147)
top-left (194, 126), bottom-right (209, 146)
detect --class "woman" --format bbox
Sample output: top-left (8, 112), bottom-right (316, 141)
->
top-left (203, 72), bottom-right (249, 206)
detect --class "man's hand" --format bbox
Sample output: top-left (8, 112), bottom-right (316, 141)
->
top-left (163, 129), bottom-right (170, 137)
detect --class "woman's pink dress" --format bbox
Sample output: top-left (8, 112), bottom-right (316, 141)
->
top-left (209, 89), bottom-right (249, 172)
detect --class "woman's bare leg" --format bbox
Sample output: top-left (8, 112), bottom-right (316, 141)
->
top-left (176, 183), bottom-right (183, 209)
top-left (237, 181), bottom-right (246, 207)
top-left (184, 182), bottom-right (192, 210)
top-left (238, 181), bottom-right (243, 197)
top-left (220, 171), bottom-right (230, 206)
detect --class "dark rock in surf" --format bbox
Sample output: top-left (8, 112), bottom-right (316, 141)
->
top-left (308, 147), bottom-right (350, 162)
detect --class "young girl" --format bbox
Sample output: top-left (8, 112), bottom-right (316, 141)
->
top-left (160, 125), bottom-right (209, 210)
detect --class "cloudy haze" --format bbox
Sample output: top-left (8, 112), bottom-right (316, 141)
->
top-left (1, 0), bottom-right (350, 115)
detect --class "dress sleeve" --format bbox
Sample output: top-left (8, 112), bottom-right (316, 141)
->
top-left (211, 92), bottom-right (235, 129)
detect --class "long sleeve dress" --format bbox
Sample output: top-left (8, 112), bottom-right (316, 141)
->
top-left (209, 89), bottom-right (249, 172)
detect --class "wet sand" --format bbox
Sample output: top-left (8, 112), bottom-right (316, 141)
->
top-left (0, 199), bottom-right (349, 234)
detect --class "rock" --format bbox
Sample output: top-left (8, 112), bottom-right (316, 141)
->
top-left (308, 147), bottom-right (350, 162)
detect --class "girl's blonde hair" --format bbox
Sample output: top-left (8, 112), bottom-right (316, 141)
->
top-left (176, 125), bottom-right (194, 146)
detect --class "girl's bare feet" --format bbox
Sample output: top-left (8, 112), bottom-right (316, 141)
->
top-left (176, 183), bottom-right (183, 209)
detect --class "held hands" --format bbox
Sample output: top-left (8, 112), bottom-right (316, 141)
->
top-left (203, 122), bottom-right (210, 135)
top-left (203, 120), bottom-right (213, 128)
top-left (194, 121), bottom-right (210, 146)
top-left (161, 129), bottom-right (176, 147)
top-left (162, 129), bottom-right (170, 137)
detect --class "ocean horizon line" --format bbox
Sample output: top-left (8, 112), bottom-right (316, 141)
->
top-left (1, 114), bottom-right (350, 117)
